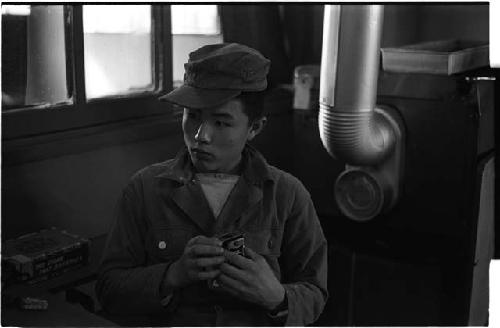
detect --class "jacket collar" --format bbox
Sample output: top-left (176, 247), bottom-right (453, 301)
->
top-left (155, 144), bottom-right (274, 186)
top-left (154, 145), bottom-right (274, 235)
top-left (154, 146), bottom-right (196, 184)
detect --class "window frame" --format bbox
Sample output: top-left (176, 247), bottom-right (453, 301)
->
top-left (2, 4), bottom-right (175, 141)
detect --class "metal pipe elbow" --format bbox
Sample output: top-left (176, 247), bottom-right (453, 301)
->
top-left (319, 4), bottom-right (390, 166)
top-left (319, 105), bottom-right (396, 165)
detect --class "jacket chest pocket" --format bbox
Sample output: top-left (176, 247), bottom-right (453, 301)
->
top-left (153, 228), bottom-right (194, 260)
top-left (244, 228), bottom-right (283, 280)
top-left (244, 228), bottom-right (282, 257)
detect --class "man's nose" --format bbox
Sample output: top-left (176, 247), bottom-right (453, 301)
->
top-left (194, 122), bottom-right (212, 143)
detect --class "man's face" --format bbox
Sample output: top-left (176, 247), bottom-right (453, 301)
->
top-left (182, 99), bottom-right (261, 174)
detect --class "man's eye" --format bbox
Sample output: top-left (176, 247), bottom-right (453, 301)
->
top-left (187, 112), bottom-right (199, 119)
top-left (216, 121), bottom-right (231, 127)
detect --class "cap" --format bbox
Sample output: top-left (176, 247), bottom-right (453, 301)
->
top-left (159, 43), bottom-right (271, 109)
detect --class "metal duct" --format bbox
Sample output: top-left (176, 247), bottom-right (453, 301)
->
top-left (319, 5), bottom-right (395, 165)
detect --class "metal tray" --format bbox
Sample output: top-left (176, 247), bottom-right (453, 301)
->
top-left (380, 40), bottom-right (489, 75)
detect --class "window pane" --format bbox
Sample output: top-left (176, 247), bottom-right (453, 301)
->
top-left (1, 5), bottom-right (71, 110)
top-left (171, 5), bottom-right (220, 34)
top-left (83, 5), bottom-right (153, 100)
top-left (171, 5), bottom-right (223, 87)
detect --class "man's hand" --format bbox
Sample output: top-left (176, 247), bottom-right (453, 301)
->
top-left (218, 247), bottom-right (285, 311)
top-left (165, 236), bottom-right (225, 289)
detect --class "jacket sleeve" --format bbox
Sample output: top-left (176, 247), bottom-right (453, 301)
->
top-left (95, 176), bottom-right (175, 315)
top-left (280, 179), bottom-right (329, 326)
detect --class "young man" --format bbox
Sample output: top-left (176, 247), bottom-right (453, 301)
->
top-left (96, 43), bottom-right (328, 326)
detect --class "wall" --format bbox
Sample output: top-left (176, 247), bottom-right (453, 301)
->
top-left (382, 4), bottom-right (489, 47)
top-left (2, 131), bottom-right (184, 240)
top-left (417, 5), bottom-right (489, 43)
top-left (382, 5), bottom-right (421, 47)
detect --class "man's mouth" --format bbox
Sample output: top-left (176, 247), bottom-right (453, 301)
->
top-left (191, 148), bottom-right (214, 160)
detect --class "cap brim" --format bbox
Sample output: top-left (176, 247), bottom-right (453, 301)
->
top-left (158, 85), bottom-right (241, 109)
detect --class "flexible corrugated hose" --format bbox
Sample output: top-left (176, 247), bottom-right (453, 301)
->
top-left (319, 5), bottom-right (395, 165)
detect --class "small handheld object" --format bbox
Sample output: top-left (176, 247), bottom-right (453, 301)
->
top-left (209, 232), bottom-right (245, 289)
top-left (220, 232), bottom-right (245, 256)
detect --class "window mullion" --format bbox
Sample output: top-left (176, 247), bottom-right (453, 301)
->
top-left (71, 5), bottom-right (86, 105)
top-left (164, 6), bottom-right (173, 93)
top-left (154, 5), bottom-right (173, 94)
top-left (63, 6), bottom-right (74, 102)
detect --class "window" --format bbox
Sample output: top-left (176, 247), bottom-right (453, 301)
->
top-left (83, 5), bottom-right (154, 99)
top-left (171, 5), bottom-right (223, 87)
top-left (2, 5), bottom-right (72, 110)
top-left (2, 4), bottom-right (172, 140)
top-left (171, 5), bottom-right (220, 34)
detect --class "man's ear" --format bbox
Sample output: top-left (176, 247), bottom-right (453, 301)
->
top-left (247, 117), bottom-right (267, 141)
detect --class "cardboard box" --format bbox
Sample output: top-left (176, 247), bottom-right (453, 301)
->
top-left (2, 227), bottom-right (90, 283)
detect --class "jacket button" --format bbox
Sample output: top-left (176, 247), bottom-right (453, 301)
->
top-left (268, 238), bottom-right (274, 249)
top-left (158, 241), bottom-right (167, 249)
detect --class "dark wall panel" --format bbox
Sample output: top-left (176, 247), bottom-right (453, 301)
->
top-left (382, 5), bottom-right (489, 48)
top-left (417, 5), bottom-right (489, 43)
top-left (2, 134), bottom-right (184, 240)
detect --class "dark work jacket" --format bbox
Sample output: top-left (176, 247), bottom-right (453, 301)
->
top-left (95, 145), bottom-right (328, 326)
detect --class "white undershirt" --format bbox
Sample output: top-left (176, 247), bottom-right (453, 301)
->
top-left (196, 173), bottom-right (240, 219)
